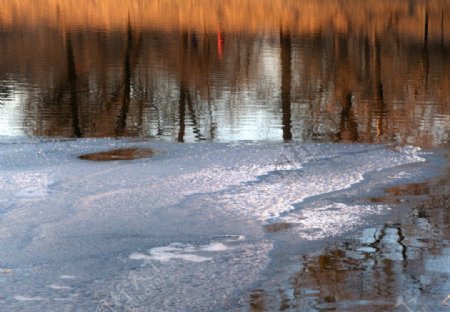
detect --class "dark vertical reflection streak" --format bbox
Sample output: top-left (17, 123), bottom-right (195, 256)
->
top-left (177, 83), bottom-right (187, 143)
top-left (423, 9), bottom-right (430, 91)
top-left (441, 9), bottom-right (447, 76)
top-left (441, 8), bottom-right (445, 48)
top-left (177, 31), bottom-right (204, 142)
top-left (364, 36), bottom-right (373, 142)
top-left (374, 36), bottom-right (386, 142)
top-left (66, 33), bottom-right (82, 138)
top-left (424, 10), bottom-right (429, 45)
top-left (280, 28), bottom-right (292, 141)
top-left (415, 9), bottom-right (430, 98)
top-left (115, 19), bottom-right (133, 136)
top-left (396, 226), bottom-right (408, 265)
top-left (408, 0), bottom-right (417, 16)
top-left (207, 86), bottom-right (216, 140)
top-left (186, 89), bottom-right (204, 141)
top-left (338, 91), bottom-right (358, 142)
top-left (335, 35), bottom-right (358, 142)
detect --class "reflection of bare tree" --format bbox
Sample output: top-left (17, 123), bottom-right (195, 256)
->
top-left (286, 221), bottom-right (427, 309)
top-left (441, 8), bottom-right (445, 48)
top-left (115, 21), bottom-right (132, 136)
top-left (334, 36), bottom-right (359, 142)
top-left (0, 1), bottom-right (448, 144)
top-left (175, 31), bottom-right (215, 142)
top-left (250, 174), bottom-right (450, 311)
top-left (66, 33), bottom-right (82, 137)
top-left (337, 91), bottom-right (358, 142)
top-left (373, 36), bottom-right (386, 142)
top-left (280, 28), bottom-right (292, 141)
top-left (422, 9), bottom-right (430, 91)
top-left (177, 83), bottom-right (187, 142)
top-left (417, 9), bottom-right (430, 98)
top-left (115, 19), bottom-right (143, 137)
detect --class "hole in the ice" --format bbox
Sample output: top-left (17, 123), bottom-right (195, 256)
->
top-left (78, 148), bottom-right (156, 161)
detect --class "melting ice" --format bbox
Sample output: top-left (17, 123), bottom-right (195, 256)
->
top-left (0, 138), bottom-right (431, 311)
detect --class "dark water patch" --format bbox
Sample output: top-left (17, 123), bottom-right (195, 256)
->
top-left (249, 289), bottom-right (267, 312)
top-left (368, 196), bottom-right (403, 204)
top-left (385, 182), bottom-right (431, 196)
top-left (78, 148), bottom-right (156, 161)
top-left (264, 223), bottom-right (296, 234)
top-left (369, 182), bottom-right (431, 204)
top-left (245, 161), bottom-right (450, 311)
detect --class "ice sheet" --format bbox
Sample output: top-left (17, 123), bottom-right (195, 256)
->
top-left (0, 139), bottom-right (429, 248)
top-left (0, 138), bottom-right (431, 311)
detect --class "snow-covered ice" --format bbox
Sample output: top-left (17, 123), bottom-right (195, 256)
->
top-left (0, 138), bottom-right (433, 311)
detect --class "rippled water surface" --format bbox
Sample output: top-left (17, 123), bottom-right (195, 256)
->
top-left (0, 0), bottom-right (449, 145)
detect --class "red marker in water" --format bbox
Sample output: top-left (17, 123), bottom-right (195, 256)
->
top-left (217, 31), bottom-right (223, 59)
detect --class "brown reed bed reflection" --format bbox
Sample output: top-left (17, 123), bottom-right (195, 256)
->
top-left (0, 1), bottom-right (449, 145)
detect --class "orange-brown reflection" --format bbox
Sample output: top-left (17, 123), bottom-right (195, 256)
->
top-left (250, 172), bottom-right (450, 311)
top-left (2, 0), bottom-right (450, 37)
top-left (0, 1), bottom-right (449, 145)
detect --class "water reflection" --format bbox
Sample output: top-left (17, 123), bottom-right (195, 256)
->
top-left (0, 0), bottom-right (449, 145)
top-left (251, 172), bottom-right (450, 311)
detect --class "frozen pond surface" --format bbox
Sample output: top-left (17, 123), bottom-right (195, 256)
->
top-left (1, 1), bottom-right (449, 310)
top-left (0, 138), bottom-right (443, 311)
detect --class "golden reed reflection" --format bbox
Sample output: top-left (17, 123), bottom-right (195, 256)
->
top-left (2, 0), bottom-right (450, 37)
top-left (0, 1), bottom-right (449, 145)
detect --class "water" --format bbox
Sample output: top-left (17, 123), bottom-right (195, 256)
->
top-left (0, 0), bottom-right (449, 145)
top-left (250, 168), bottom-right (450, 311)
top-left (0, 1), bottom-right (449, 311)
